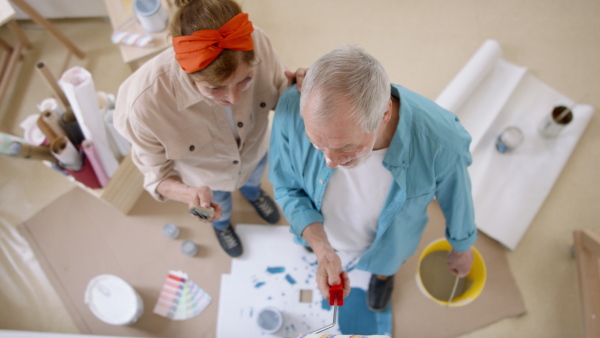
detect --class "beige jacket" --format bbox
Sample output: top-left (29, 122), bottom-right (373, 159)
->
top-left (114, 27), bottom-right (288, 201)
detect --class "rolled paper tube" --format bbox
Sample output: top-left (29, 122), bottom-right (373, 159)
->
top-left (37, 97), bottom-right (64, 117)
top-left (66, 154), bottom-right (102, 189)
top-left (20, 114), bottom-right (47, 146)
top-left (36, 113), bottom-right (59, 143)
top-left (51, 136), bottom-right (83, 171)
top-left (59, 66), bottom-right (119, 177)
top-left (41, 110), bottom-right (68, 139)
top-left (60, 114), bottom-right (85, 145)
top-left (8, 142), bottom-right (56, 162)
top-left (111, 31), bottom-right (155, 48)
top-left (1, 132), bottom-right (26, 154)
top-left (81, 140), bottom-right (109, 187)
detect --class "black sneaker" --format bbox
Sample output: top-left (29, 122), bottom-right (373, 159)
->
top-left (367, 274), bottom-right (394, 311)
top-left (213, 224), bottom-right (243, 257)
top-left (248, 190), bottom-right (280, 224)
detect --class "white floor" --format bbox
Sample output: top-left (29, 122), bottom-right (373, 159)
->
top-left (1, 1), bottom-right (600, 337)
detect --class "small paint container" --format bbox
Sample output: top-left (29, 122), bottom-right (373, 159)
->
top-left (538, 105), bottom-right (574, 138)
top-left (134, 0), bottom-right (168, 33)
top-left (162, 223), bottom-right (180, 239)
top-left (181, 240), bottom-right (198, 256)
top-left (256, 306), bottom-right (283, 333)
top-left (495, 126), bottom-right (524, 153)
top-left (84, 274), bottom-right (144, 325)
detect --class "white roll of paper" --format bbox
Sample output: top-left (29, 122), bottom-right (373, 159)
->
top-left (59, 67), bottom-right (119, 178)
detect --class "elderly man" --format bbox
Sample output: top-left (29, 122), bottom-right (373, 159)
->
top-left (269, 45), bottom-right (477, 311)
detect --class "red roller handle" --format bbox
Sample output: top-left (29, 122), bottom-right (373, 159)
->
top-left (329, 273), bottom-right (344, 306)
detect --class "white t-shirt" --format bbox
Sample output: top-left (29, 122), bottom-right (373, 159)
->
top-left (321, 148), bottom-right (394, 267)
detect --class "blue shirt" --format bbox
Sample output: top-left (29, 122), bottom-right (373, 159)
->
top-left (269, 84), bottom-right (477, 276)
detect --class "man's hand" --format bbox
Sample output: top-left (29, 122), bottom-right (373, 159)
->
top-left (316, 251), bottom-right (351, 301)
top-left (302, 222), bottom-right (351, 300)
top-left (187, 185), bottom-right (222, 223)
top-left (285, 68), bottom-right (307, 92)
top-left (447, 248), bottom-right (474, 277)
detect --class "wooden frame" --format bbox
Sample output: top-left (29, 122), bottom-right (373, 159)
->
top-left (573, 229), bottom-right (600, 337)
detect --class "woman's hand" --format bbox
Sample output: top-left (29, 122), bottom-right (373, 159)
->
top-left (285, 68), bottom-right (307, 92)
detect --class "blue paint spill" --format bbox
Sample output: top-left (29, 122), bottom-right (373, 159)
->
top-left (267, 296), bottom-right (272, 300)
top-left (285, 274), bottom-right (297, 285)
top-left (254, 281), bottom-right (266, 288)
top-left (339, 287), bottom-right (392, 335)
top-left (266, 266), bottom-right (285, 274)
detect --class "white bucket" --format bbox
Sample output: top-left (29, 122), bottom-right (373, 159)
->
top-left (134, 0), bottom-right (168, 33)
top-left (84, 274), bottom-right (144, 325)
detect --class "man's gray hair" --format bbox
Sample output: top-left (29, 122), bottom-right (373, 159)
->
top-left (300, 45), bottom-right (391, 133)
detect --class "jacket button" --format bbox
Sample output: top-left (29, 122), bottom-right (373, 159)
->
top-left (319, 179), bottom-right (324, 184)
top-left (189, 145), bottom-right (195, 151)
top-left (233, 160), bottom-right (239, 164)
top-left (237, 122), bottom-right (243, 128)
top-left (260, 102), bottom-right (266, 108)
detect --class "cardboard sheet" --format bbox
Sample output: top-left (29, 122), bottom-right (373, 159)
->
top-left (436, 39), bottom-right (594, 250)
top-left (19, 188), bottom-right (525, 338)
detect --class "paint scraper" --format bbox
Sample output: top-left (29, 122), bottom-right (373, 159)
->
top-left (308, 273), bottom-right (345, 334)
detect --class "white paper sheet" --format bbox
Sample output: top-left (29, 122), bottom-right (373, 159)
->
top-left (218, 225), bottom-right (379, 338)
top-left (436, 39), bottom-right (594, 250)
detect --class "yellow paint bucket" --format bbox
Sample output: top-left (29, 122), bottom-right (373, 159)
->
top-left (416, 238), bottom-right (486, 307)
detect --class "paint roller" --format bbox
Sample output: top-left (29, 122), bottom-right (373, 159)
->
top-left (306, 273), bottom-right (345, 335)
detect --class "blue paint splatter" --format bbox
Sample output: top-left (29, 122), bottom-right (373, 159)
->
top-left (249, 308), bottom-right (253, 318)
top-left (267, 296), bottom-right (272, 300)
top-left (254, 281), bottom-right (266, 288)
top-left (266, 266), bottom-right (285, 274)
top-left (285, 274), bottom-right (297, 285)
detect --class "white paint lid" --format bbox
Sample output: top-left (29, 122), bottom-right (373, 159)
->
top-left (84, 274), bottom-right (144, 325)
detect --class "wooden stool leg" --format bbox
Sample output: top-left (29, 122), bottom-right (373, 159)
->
top-left (6, 19), bottom-right (32, 50)
top-left (0, 42), bottom-right (24, 108)
top-left (10, 0), bottom-right (85, 59)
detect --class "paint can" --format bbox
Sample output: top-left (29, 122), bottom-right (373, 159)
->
top-left (134, 0), bottom-right (168, 33)
top-left (84, 274), bottom-right (144, 325)
top-left (256, 306), bottom-right (283, 333)
top-left (162, 223), bottom-right (180, 239)
top-left (181, 240), bottom-right (198, 256)
top-left (415, 238), bottom-right (486, 307)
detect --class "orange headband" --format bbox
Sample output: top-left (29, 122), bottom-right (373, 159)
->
top-left (172, 13), bottom-right (254, 73)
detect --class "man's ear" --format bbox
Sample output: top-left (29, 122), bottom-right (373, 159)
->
top-left (382, 99), bottom-right (393, 123)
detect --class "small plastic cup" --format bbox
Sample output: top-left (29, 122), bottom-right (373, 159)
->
top-left (256, 307), bottom-right (283, 333)
top-left (162, 223), bottom-right (180, 239)
top-left (495, 126), bottom-right (524, 153)
top-left (181, 241), bottom-right (198, 257)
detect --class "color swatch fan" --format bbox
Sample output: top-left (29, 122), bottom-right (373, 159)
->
top-left (153, 270), bottom-right (211, 320)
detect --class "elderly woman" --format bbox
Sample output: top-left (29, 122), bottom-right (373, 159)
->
top-left (115, 0), bottom-right (303, 257)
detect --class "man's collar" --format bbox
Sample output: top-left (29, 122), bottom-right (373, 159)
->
top-left (384, 85), bottom-right (412, 169)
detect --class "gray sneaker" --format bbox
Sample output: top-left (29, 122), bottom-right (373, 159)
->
top-left (248, 190), bottom-right (280, 224)
top-left (213, 224), bottom-right (243, 257)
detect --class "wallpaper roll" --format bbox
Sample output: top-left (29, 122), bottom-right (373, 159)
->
top-left (8, 142), bottom-right (56, 162)
top-left (36, 113), bottom-right (59, 143)
top-left (41, 110), bottom-right (69, 139)
top-left (435, 40), bottom-right (502, 113)
top-left (37, 97), bottom-right (65, 117)
top-left (66, 154), bottom-right (102, 189)
top-left (51, 136), bottom-right (83, 171)
top-left (19, 114), bottom-right (47, 146)
top-left (1, 132), bottom-right (26, 155)
top-left (82, 140), bottom-right (109, 187)
top-left (59, 67), bottom-right (119, 177)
